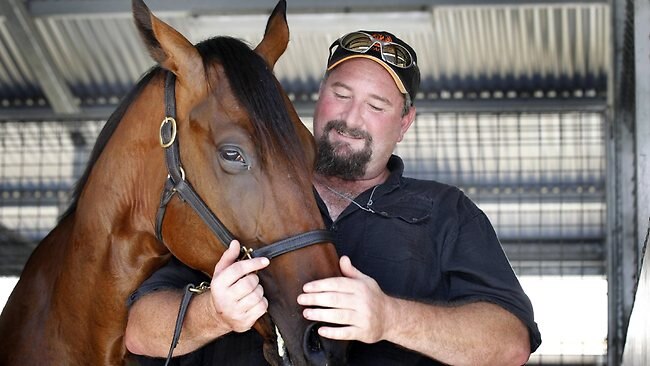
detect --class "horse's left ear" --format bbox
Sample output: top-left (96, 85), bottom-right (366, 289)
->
top-left (254, 0), bottom-right (289, 68)
top-left (132, 0), bottom-right (203, 89)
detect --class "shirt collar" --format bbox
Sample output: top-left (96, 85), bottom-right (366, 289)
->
top-left (383, 154), bottom-right (405, 191)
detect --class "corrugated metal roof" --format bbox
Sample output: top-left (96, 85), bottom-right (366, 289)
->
top-left (0, 1), bottom-right (609, 118)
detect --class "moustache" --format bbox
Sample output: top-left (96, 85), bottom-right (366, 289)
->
top-left (324, 120), bottom-right (372, 142)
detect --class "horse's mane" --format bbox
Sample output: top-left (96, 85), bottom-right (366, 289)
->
top-left (59, 36), bottom-right (306, 221)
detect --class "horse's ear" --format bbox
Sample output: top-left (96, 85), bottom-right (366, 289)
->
top-left (132, 0), bottom-right (203, 86)
top-left (254, 0), bottom-right (289, 68)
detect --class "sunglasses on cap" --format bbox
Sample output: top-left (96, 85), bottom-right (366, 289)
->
top-left (328, 31), bottom-right (415, 69)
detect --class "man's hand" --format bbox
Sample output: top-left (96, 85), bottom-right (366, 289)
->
top-left (297, 255), bottom-right (392, 343)
top-left (208, 240), bottom-right (270, 333)
top-left (297, 256), bottom-right (533, 366)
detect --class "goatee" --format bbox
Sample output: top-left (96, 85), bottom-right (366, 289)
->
top-left (314, 120), bottom-right (372, 180)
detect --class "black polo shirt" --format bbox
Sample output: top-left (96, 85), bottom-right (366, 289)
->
top-left (130, 155), bottom-right (541, 366)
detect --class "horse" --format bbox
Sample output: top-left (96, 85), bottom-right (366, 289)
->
top-left (0, 1), bottom-right (348, 365)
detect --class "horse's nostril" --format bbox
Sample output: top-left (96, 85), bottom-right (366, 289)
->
top-left (304, 323), bottom-right (322, 351)
top-left (307, 326), bottom-right (323, 352)
top-left (303, 323), bottom-right (326, 365)
top-left (303, 323), bottom-right (348, 366)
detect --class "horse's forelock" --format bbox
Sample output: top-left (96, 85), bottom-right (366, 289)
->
top-left (195, 36), bottom-right (308, 173)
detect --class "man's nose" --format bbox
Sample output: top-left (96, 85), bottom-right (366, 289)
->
top-left (339, 102), bottom-right (364, 129)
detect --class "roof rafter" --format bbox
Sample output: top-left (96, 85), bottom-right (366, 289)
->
top-left (1, 0), bottom-right (80, 115)
top-left (28, 0), bottom-right (608, 17)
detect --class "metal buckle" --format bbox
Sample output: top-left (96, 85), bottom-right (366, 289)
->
top-left (160, 116), bottom-right (177, 148)
top-left (240, 246), bottom-right (254, 260)
top-left (188, 281), bottom-right (210, 294)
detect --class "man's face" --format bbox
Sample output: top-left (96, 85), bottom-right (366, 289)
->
top-left (313, 58), bottom-right (414, 180)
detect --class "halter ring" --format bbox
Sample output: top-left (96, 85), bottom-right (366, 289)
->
top-left (160, 117), bottom-right (177, 148)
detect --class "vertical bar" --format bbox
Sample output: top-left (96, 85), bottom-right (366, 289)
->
top-left (607, 0), bottom-right (638, 364)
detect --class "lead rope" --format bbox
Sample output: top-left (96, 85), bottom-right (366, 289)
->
top-left (164, 282), bottom-right (210, 366)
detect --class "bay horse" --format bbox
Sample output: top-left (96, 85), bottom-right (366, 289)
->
top-left (0, 1), bottom-right (347, 365)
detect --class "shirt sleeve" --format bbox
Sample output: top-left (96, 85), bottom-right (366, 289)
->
top-left (127, 256), bottom-right (210, 308)
top-left (441, 198), bottom-right (542, 352)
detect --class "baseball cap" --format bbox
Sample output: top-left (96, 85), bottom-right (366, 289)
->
top-left (327, 30), bottom-right (421, 103)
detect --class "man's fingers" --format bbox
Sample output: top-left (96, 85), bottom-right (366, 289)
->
top-left (297, 291), bottom-right (353, 309)
top-left (302, 276), bottom-right (357, 294)
top-left (237, 285), bottom-right (267, 310)
top-left (213, 245), bottom-right (270, 287)
top-left (227, 297), bottom-right (268, 333)
top-left (302, 307), bottom-right (354, 325)
top-left (213, 240), bottom-right (241, 274)
top-left (317, 324), bottom-right (356, 341)
top-left (228, 273), bottom-right (262, 300)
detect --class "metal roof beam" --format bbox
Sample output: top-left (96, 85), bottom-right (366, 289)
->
top-left (0, 106), bottom-right (113, 121)
top-left (0, 97), bottom-right (606, 121)
top-left (29, 0), bottom-right (609, 17)
top-left (0, 0), bottom-right (80, 115)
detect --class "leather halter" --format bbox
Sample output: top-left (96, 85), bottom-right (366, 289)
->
top-left (156, 72), bottom-right (334, 364)
top-left (154, 71), bottom-right (332, 259)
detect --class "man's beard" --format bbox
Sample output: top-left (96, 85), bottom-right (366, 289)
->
top-left (314, 120), bottom-right (372, 180)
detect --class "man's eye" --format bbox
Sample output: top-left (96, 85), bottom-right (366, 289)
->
top-left (369, 104), bottom-right (384, 112)
top-left (334, 92), bottom-right (350, 99)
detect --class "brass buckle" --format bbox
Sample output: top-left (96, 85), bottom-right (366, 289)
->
top-left (160, 116), bottom-right (177, 148)
top-left (240, 246), bottom-right (254, 260)
top-left (189, 281), bottom-right (210, 294)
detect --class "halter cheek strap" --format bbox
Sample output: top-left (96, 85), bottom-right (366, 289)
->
top-left (155, 72), bottom-right (236, 247)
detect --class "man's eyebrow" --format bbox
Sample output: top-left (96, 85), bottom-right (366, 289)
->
top-left (368, 93), bottom-right (392, 106)
top-left (331, 81), bottom-right (393, 106)
top-left (330, 81), bottom-right (352, 91)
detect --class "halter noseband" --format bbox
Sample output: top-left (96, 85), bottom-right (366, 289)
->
top-left (154, 72), bottom-right (332, 259)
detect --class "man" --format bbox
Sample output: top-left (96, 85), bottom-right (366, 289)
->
top-left (125, 30), bottom-right (541, 365)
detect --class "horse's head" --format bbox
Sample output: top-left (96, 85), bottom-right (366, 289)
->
top-left (132, 1), bottom-right (347, 365)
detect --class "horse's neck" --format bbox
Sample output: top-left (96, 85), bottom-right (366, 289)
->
top-left (61, 84), bottom-right (170, 298)
top-left (1, 195), bottom-right (169, 358)
top-left (0, 79), bottom-right (172, 362)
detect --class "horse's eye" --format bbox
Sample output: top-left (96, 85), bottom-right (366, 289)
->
top-left (219, 147), bottom-right (250, 172)
top-left (220, 149), bottom-right (245, 163)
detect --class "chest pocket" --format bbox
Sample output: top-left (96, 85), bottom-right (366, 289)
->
top-left (371, 197), bottom-right (431, 224)
top-left (351, 198), bottom-right (439, 298)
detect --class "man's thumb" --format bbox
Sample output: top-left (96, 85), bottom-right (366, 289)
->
top-left (340, 255), bottom-right (363, 279)
top-left (214, 240), bottom-right (240, 275)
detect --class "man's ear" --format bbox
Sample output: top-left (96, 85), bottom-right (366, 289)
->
top-left (397, 105), bottom-right (416, 142)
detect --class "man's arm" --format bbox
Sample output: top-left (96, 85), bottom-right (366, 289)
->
top-left (125, 241), bottom-right (270, 357)
top-left (382, 298), bottom-right (530, 365)
top-left (298, 256), bottom-right (531, 366)
top-left (125, 289), bottom-right (224, 356)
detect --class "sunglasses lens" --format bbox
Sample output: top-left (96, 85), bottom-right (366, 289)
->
top-left (339, 32), bottom-right (412, 68)
top-left (381, 44), bottom-right (411, 68)
top-left (340, 33), bottom-right (374, 53)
